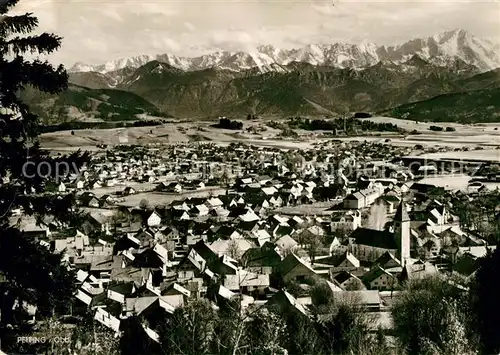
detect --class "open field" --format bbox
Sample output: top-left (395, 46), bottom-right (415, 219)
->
top-left (89, 182), bottom-right (159, 197)
top-left (115, 187), bottom-right (226, 208)
top-left (418, 149), bottom-right (500, 162)
top-left (274, 201), bottom-right (343, 216)
top-left (366, 116), bottom-right (500, 134)
top-left (419, 174), bottom-right (500, 191)
top-left (40, 116), bottom-right (500, 152)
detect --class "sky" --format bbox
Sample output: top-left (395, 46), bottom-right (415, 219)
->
top-left (11, 0), bottom-right (500, 66)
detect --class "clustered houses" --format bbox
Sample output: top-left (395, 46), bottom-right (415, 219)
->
top-left (10, 140), bottom-right (498, 342)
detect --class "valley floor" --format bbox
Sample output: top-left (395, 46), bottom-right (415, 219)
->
top-left (40, 116), bottom-right (500, 153)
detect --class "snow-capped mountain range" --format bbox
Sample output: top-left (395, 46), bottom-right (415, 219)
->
top-left (70, 29), bottom-right (500, 74)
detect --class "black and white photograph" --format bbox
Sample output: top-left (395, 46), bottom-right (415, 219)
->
top-left (0, 0), bottom-right (500, 354)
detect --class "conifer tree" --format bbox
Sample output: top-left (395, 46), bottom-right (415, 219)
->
top-left (0, 0), bottom-right (89, 336)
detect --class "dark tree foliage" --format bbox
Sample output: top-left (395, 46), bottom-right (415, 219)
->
top-left (119, 316), bottom-right (162, 355)
top-left (212, 118), bottom-right (243, 130)
top-left (288, 117), bottom-right (402, 133)
top-left (0, 0), bottom-right (89, 338)
top-left (157, 299), bottom-right (218, 355)
top-left (472, 247), bottom-right (500, 355)
top-left (353, 112), bottom-right (372, 118)
top-left (429, 125), bottom-right (444, 131)
top-left (392, 275), bottom-right (477, 355)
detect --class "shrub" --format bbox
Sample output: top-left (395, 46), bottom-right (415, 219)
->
top-left (429, 125), bottom-right (444, 131)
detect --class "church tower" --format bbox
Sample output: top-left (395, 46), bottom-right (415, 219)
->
top-left (394, 201), bottom-right (411, 267)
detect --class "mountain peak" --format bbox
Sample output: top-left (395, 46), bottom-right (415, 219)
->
top-left (69, 29), bottom-right (499, 74)
top-left (404, 54), bottom-right (429, 67)
top-left (433, 28), bottom-right (471, 44)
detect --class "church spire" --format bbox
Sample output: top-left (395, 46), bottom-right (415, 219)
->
top-left (394, 201), bottom-right (410, 222)
top-left (394, 200), bottom-right (411, 267)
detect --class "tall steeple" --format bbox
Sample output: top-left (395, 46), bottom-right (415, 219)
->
top-left (394, 201), bottom-right (410, 223)
top-left (394, 201), bottom-right (411, 267)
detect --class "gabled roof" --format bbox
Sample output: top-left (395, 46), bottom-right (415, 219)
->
top-left (452, 253), bottom-right (481, 277)
top-left (280, 253), bottom-right (317, 277)
top-left (362, 265), bottom-right (394, 284)
top-left (275, 234), bottom-right (298, 250)
top-left (332, 290), bottom-right (381, 306)
top-left (333, 270), bottom-right (359, 285)
top-left (108, 282), bottom-right (135, 296)
top-left (238, 220), bottom-right (260, 231)
top-left (336, 252), bottom-right (360, 268)
top-left (161, 283), bottom-right (191, 297)
top-left (242, 246), bottom-right (281, 268)
top-left (224, 271), bottom-right (270, 290)
top-left (267, 289), bottom-right (308, 316)
top-left (374, 251), bottom-right (401, 268)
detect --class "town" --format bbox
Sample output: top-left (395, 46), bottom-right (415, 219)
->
top-left (7, 138), bottom-right (500, 353)
top-left (2, 1), bottom-right (500, 353)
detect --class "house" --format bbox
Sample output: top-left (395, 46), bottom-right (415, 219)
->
top-left (147, 211), bottom-right (162, 227)
top-left (82, 211), bottom-right (112, 235)
top-left (427, 205), bottom-right (449, 226)
top-left (79, 193), bottom-right (100, 208)
top-left (206, 197), bottom-right (224, 209)
top-left (373, 251), bottom-right (402, 271)
top-left (255, 175), bottom-right (273, 186)
top-left (274, 235), bottom-right (298, 255)
top-left (186, 180), bottom-right (205, 190)
top-left (343, 188), bottom-right (383, 209)
top-left (58, 182), bottom-right (66, 193)
top-left (161, 282), bottom-right (190, 298)
top-left (107, 282), bottom-right (136, 304)
top-left (75, 180), bottom-right (85, 190)
top-left (176, 241), bottom-right (219, 282)
top-left (209, 238), bottom-right (254, 259)
top-left (379, 195), bottom-right (401, 214)
top-left (252, 229), bottom-right (272, 246)
top-left (279, 253), bottom-right (317, 283)
top-left (333, 252), bottom-right (361, 269)
top-left (331, 290), bottom-right (382, 311)
top-left (157, 182), bottom-right (182, 193)
top-left (223, 271), bottom-right (270, 296)
top-left (266, 290), bottom-right (308, 317)
top-left (330, 210), bottom-right (362, 232)
top-left (362, 266), bottom-right (398, 290)
top-left (89, 180), bottom-right (103, 189)
top-left (400, 260), bottom-right (439, 282)
top-left (332, 271), bottom-right (366, 291)
top-left (192, 204), bottom-right (209, 217)
top-left (417, 165), bottom-right (438, 175)
top-left (242, 243), bottom-right (282, 274)
top-left (99, 195), bottom-right (114, 208)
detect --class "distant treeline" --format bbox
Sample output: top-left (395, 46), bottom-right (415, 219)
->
top-left (211, 118), bottom-right (243, 130)
top-left (429, 125), bottom-right (456, 132)
top-left (39, 119), bottom-right (171, 133)
top-left (287, 117), bottom-right (403, 133)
